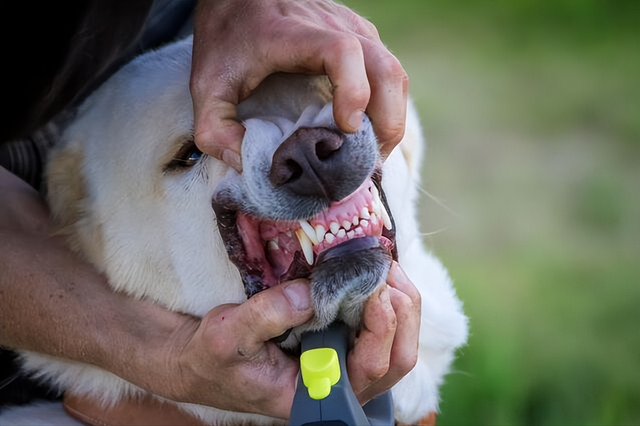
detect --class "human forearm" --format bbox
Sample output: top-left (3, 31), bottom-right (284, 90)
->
top-left (0, 167), bottom-right (193, 395)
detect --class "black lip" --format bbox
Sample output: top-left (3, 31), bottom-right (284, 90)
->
top-left (315, 236), bottom-right (383, 264)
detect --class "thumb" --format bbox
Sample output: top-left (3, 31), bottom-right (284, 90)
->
top-left (236, 280), bottom-right (314, 346)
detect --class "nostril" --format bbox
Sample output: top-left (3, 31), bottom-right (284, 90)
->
top-left (270, 158), bottom-right (303, 187)
top-left (315, 138), bottom-right (339, 161)
top-left (285, 159), bottom-right (303, 184)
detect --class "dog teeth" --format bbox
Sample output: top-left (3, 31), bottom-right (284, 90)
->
top-left (371, 185), bottom-right (393, 231)
top-left (314, 224), bottom-right (326, 244)
top-left (295, 229), bottom-right (314, 265)
top-left (292, 187), bottom-right (392, 262)
top-left (267, 239), bottom-right (279, 250)
top-left (380, 204), bottom-right (393, 231)
top-left (298, 220), bottom-right (319, 245)
top-left (329, 222), bottom-right (340, 235)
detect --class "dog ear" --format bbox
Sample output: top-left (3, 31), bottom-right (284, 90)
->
top-left (45, 145), bottom-right (96, 256)
top-left (397, 100), bottom-right (425, 183)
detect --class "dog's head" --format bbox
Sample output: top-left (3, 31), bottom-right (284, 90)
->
top-left (46, 38), bottom-right (396, 345)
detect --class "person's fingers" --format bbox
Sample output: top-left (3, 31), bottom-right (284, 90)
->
top-left (364, 265), bottom-right (421, 399)
top-left (318, 33), bottom-right (371, 134)
top-left (191, 94), bottom-right (245, 172)
top-left (348, 284), bottom-right (397, 403)
top-left (359, 38), bottom-right (409, 158)
top-left (348, 263), bottom-right (421, 404)
top-left (234, 280), bottom-right (314, 352)
top-left (386, 261), bottom-right (421, 305)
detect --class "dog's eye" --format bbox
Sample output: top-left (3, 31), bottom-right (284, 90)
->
top-left (165, 139), bottom-right (205, 171)
top-left (184, 149), bottom-right (203, 163)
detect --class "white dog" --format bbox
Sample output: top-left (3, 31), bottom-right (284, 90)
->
top-left (11, 37), bottom-right (467, 425)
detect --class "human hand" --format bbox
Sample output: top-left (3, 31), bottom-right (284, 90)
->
top-left (347, 262), bottom-right (422, 404)
top-left (190, 0), bottom-right (409, 171)
top-left (166, 280), bottom-right (314, 419)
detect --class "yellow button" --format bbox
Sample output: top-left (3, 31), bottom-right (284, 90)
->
top-left (300, 348), bottom-right (341, 400)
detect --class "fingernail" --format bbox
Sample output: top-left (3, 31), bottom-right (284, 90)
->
top-left (389, 262), bottom-right (409, 284)
top-left (222, 149), bottom-right (242, 172)
top-left (283, 282), bottom-right (311, 311)
top-left (348, 110), bottom-right (364, 132)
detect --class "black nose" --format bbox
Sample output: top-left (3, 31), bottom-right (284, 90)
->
top-left (270, 127), bottom-right (345, 200)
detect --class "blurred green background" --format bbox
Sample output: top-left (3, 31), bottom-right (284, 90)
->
top-left (343, 1), bottom-right (640, 425)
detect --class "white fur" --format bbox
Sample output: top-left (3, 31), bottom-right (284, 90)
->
top-left (11, 37), bottom-right (468, 425)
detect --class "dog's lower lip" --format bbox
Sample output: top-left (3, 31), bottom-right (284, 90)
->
top-left (315, 236), bottom-right (383, 264)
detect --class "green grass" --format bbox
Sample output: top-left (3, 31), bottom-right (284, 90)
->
top-left (343, 1), bottom-right (640, 424)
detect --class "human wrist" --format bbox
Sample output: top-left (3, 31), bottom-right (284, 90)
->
top-left (98, 297), bottom-right (201, 401)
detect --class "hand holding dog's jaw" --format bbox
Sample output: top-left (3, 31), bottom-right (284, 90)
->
top-left (149, 267), bottom-right (419, 419)
top-left (166, 280), bottom-right (314, 418)
top-left (190, 0), bottom-right (407, 171)
top-left (348, 262), bottom-right (422, 405)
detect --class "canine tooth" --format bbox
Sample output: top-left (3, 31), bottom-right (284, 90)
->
top-left (298, 220), bottom-right (319, 245)
top-left (337, 229), bottom-right (346, 238)
top-left (371, 185), bottom-right (380, 204)
top-left (315, 224), bottom-right (326, 243)
top-left (295, 229), bottom-right (314, 265)
top-left (381, 202), bottom-right (393, 230)
top-left (372, 185), bottom-right (383, 208)
top-left (330, 222), bottom-right (340, 235)
top-left (361, 207), bottom-right (370, 220)
top-left (324, 233), bottom-right (335, 244)
top-left (371, 185), bottom-right (393, 231)
top-left (342, 220), bottom-right (352, 231)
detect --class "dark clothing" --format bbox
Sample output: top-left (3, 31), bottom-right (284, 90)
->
top-left (0, 0), bottom-right (194, 188)
top-left (0, 0), bottom-right (194, 408)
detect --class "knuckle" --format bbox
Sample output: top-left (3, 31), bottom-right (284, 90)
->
top-left (331, 32), bottom-right (362, 53)
top-left (376, 53), bottom-right (406, 82)
top-left (364, 357), bottom-right (390, 382)
top-left (360, 19), bottom-right (380, 40)
top-left (395, 349), bottom-right (418, 376)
